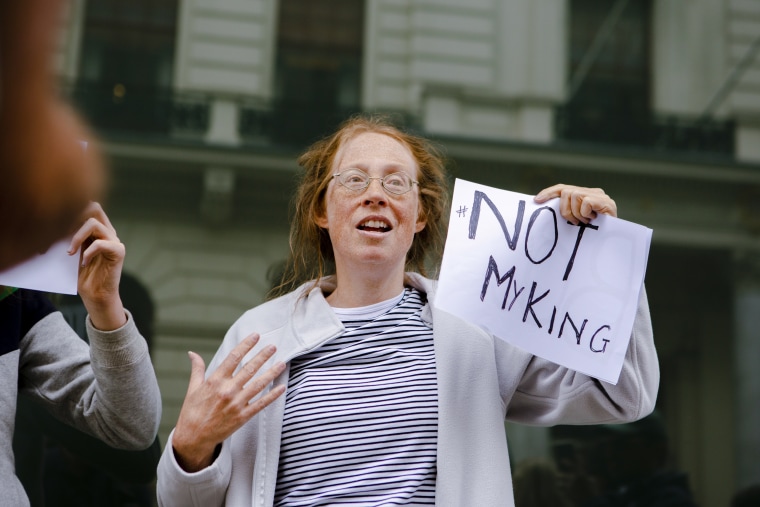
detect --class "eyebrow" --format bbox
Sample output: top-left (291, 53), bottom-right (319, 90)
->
top-left (341, 163), bottom-right (410, 174)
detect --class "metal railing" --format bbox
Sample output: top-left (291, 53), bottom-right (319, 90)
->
top-left (239, 100), bottom-right (362, 147)
top-left (67, 81), bottom-right (210, 137)
top-left (555, 105), bottom-right (735, 156)
top-left (65, 81), bottom-right (367, 147)
top-left (65, 80), bottom-right (734, 157)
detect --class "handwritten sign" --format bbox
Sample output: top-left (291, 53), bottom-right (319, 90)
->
top-left (435, 179), bottom-right (652, 384)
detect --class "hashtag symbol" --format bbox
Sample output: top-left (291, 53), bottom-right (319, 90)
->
top-left (456, 205), bottom-right (468, 218)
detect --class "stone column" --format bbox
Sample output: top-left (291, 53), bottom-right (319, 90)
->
top-left (205, 99), bottom-right (241, 146)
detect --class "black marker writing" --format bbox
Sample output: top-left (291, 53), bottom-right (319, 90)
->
top-left (480, 256), bottom-right (524, 310)
top-left (590, 326), bottom-right (611, 353)
top-left (525, 206), bottom-right (559, 264)
top-left (563, 221), bottom-right (599, 281)
top-left (522, 281), bottom-right (550, 328)
top-left (558, 312), bottom-right (588, 345)
top-left (548, 306), bottom-right (557, 334)
top-left (479, 256), bottom-right (612, 354)
top-left (469, 191), bottom-right (525, 251)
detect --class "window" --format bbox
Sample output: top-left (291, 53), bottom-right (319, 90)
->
top-left (272, 0), bottom-right (365, 144)
top-left (559, 0), bottom-right (651, 145)
top-left (75, 0), bottom-right (178, 133)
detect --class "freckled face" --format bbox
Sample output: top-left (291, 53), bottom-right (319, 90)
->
top-left (315, 132), bottom-right (426, 276)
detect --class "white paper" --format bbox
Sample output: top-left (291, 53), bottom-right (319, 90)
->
top-left (435, 179), bottom-right (652, 384)
top-left (0, 238), bottom-right (79, 295)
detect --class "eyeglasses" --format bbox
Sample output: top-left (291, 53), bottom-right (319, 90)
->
top-left (333, 168), bottom-right (418, 195)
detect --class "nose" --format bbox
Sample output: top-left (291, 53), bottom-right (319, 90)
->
top-left (363, 178), bottom-right (387, 206)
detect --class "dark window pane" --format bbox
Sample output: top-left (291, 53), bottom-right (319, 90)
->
top-left (270, 0), bottom-right (365, 145)
top-left (75, 0), bottom-right (179, 133)
top-left (561, 0), bottom-right (652, 146)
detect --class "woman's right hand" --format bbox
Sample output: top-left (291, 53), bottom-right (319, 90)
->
top-left (171, 333), bottom-right (286, 472)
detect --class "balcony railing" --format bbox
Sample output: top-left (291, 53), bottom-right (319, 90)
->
top-left (66, 81), bottom-right (210, 138)
top-left (555, 105), bottom-right (735, 156)
top-left (66, 81), bottom-right (735, 157)
top-left (66, 81), bottom-right (365, 148)
top-left (239, 99), bottom-right (362, 148)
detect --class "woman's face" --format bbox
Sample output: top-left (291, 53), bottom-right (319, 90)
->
top-left (315, 132), bottom-right (426, 277)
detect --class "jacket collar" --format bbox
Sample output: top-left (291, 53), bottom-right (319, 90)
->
top-left (287, 273), bottom-right (437, 352)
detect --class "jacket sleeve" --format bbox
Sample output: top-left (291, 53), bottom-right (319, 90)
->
top-left (18, 309), bottom-right (161, 449)
top-left (156, 430), bottom-right (233, 507)
top-left (14, 394), bottom-right (162, 485)
top-left (504, 286), bottom-right (659, 425)
top-left (156, 323), bottom-right (242, 507)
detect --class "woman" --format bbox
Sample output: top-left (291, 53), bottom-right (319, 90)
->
top-left (157, 116), bottom-right (658, 506)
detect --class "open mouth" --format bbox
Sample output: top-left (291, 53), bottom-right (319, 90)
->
top-left (357, 219), bottom-right (391, 233)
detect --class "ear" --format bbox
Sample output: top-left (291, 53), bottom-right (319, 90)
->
top-left (415, 208), bottom-right (426, 233)
top-left (314, 208), bottom-right (329, 229)
top-left (415, 220), bottom-right (426, 233)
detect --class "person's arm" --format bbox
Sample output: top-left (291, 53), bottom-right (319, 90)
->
top-left (503, 184), bottom-right (659, 424)
top-left (15, 393), bottom-right (162, 485)
top-left (18, 204), bottom-right (161, 448)
top-left (19, 305), bottom-right (161, 449)
top-left (504, 285), bottom-right (658, 424)
top-left (170, 335), bottom-right (284, 471)
top-left (156, 331), bottom-right (285, 507)
top-left (0, 1), bottom-right (104, 271)
top-left (156, 429), bottom-right (234, 507)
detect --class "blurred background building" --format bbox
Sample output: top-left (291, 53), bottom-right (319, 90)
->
top-left (53, 1), bottom-right (759, 505)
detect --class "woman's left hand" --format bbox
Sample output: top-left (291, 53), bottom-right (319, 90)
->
top-left (534, 184), bottom-right (617, 225)
top-left (68, 202), bottom-right (127, 331)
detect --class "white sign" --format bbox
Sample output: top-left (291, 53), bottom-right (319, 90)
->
top-left (0, 238), bottom-right (79, 295)
top-left (435, 179), bottom-right (652, 384)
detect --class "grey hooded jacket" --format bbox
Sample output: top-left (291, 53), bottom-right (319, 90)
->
top-left (157, 274), bottom-right (658, 507)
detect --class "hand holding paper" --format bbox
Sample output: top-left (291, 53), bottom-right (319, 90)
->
top-left (535, 184), bottom-right (617, 224)
top-left (435, 179), bottom-right (651, 384)
top-left (69, 202), bottom-right (127, 331)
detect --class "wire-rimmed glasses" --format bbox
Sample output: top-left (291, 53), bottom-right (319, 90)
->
top-left (333, 168), bottom-right (418, 195)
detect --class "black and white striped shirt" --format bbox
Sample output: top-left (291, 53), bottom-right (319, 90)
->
top-left (274, 288), bottom-right (438, 506)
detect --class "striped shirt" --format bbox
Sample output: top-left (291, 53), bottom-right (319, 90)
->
top-left (274, 288), bottom-right (438, 506)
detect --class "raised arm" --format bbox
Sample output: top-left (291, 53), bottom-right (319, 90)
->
top-left (20, 204), bottom-right (161, 448)
top-left (156, 333), bottom-right (285, 506)
top-left (505, 286), bottom-right (658, 425)
top-left (505, 184), bottom-right (658, 424)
